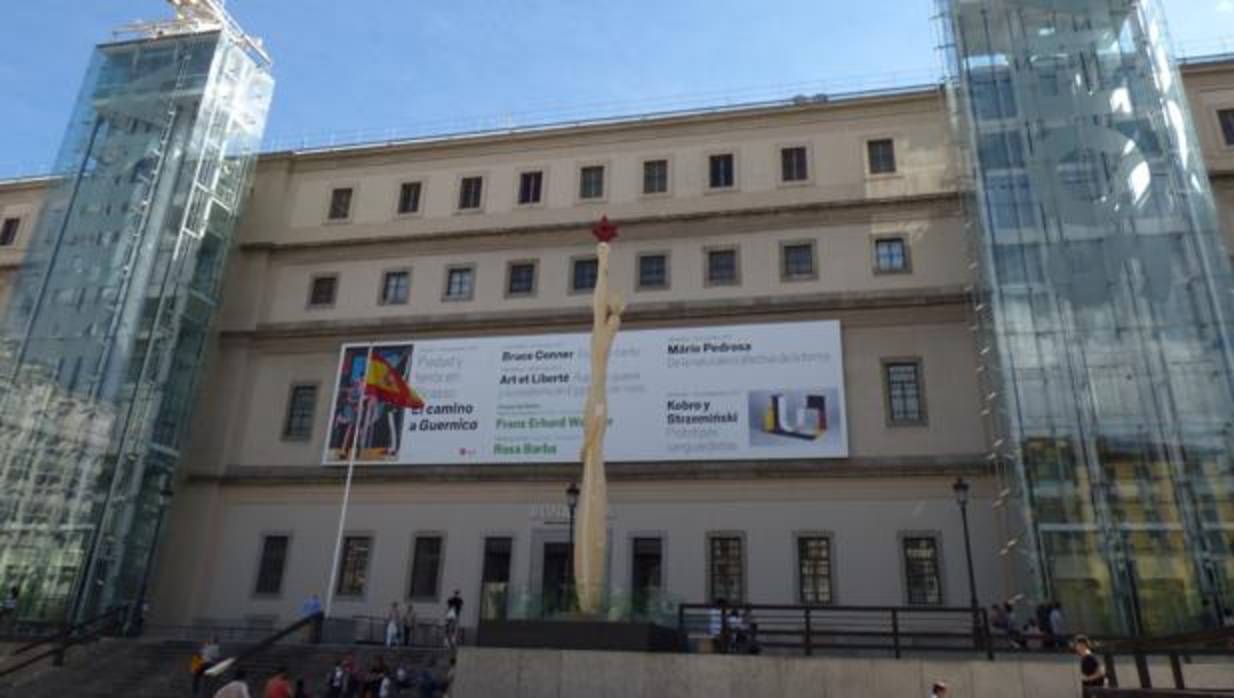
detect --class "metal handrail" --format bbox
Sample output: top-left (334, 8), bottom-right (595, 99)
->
top-left (203, 611), bottom-right (324, 679)
top-left (0, 605), bottom-right (127, 680)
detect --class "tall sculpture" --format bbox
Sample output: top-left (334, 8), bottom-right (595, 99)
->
top-left (574, 216), bottom-right (624, 613)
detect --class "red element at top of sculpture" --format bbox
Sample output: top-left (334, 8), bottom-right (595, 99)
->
top-left (592, 216), bottom-right (619, 243)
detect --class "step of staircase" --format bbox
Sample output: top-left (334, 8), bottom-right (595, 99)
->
top-left (1, 639), bottom-right (450, 698)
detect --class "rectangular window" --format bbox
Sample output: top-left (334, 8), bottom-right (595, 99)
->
top-left (0, 218), bottom-right (20, 246)
top-left (797, 536), bottom-right (833, 605)
top-left (781, 146), bottom-right (809, 182)
top-left (518, 171), bottom-right (543, 205)
top-left (458, 176), bottom-right (483, 210)
top-left (875, 238), bottom-right (909, 273)
top-left (706, 248), bottom-right (739, 286)
top-left (708, 536), bottom-right (744, 603)
top-left (444, 266), bottom-right (474, 301)
top-left (637, 253), bottom-right (668, 290)
top-left (408, 535), bottom-right (443, 600)
top-left (867, 139), bottom-right (897, 175)
top-left (282, 384), bottom-right (317, 441)
top-left (506, 261), bottom-right (537, 296)
top-left (579, 165), bottom-right (605, 199)
top-left (903, 536), bottom-right (942, 605)
top-left (643, 159), bottom-right (669, 194)
top-left (709, 153), bottom-right (735, 189)
top-left (885, 360), bottom-right (925, 424)
top-left (380, 270), bottom-right (410, 305)
top-left (254, 535), bottom-right (290, 596)
top-left (397, 182), bottom-right (421, 215)
top-left (328, 187), bottom-right (353, 220)
top-left (781, 242), bottom-right (816, 280)
top-left (308, 275), bottom-right (337, 308)
top-left (572, 257), bottom-right (599, 292)
top-left (336, 536), bottom-right (372, 596)
top-left (1220, 109), bottom-right (1234, 146)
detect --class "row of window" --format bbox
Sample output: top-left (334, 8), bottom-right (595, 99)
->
top-left (322, 140), bottom-right (900, 222)
top-left (280, 358), bottom-right (927, 443)
top-left (254, 529), bottom-right (944, 606)
top-left (304, 236), bottom-right (911, 309)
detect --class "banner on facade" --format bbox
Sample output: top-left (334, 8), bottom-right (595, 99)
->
top-left (322, 320), bottom-right (847, 465)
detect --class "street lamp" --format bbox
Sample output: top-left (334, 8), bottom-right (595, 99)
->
top-left (953, 477), bottom-right (981, 640)
top-left (565, 482), bottom-right (580, 610)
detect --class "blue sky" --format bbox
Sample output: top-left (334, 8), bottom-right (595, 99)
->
top-left (0, 0), bottom-right (1231, 175)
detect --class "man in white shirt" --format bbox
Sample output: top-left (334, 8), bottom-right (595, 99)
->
top-left (213, 669), bottom-right (251, 698)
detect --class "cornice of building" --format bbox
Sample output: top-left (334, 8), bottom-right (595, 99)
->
top-left (185, 454), bottom-right (993, 486)
top-left (219, 286), bottom-right (972, 343)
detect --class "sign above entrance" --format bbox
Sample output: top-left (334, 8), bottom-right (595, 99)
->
top-left (322, 320), bottom-right (848, 465)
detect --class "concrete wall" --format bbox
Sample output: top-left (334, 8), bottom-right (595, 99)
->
top-left (452, 648), bottom-right (1234, 698)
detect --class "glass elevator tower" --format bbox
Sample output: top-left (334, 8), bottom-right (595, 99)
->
top-left (939, 0), bottom-right (1234, 633)
top-left (0, 5), bottom-right (272, 623)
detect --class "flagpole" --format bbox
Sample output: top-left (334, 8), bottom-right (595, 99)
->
top-left (325, 345), bottom-right (373, 619)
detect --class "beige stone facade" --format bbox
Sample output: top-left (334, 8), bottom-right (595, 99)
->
top-left (1, 60), bottom-right (1232, 633)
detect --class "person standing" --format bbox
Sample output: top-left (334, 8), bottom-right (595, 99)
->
top-left (1049, 602), bottom-right (1067, 647)
top-left (445, 590), bottom-right (463, 648)
top-left (263, 667), bottom-right (293, 698)
top-left (195, 636), bottom-right (222, 696)
top-left (326, 660), bottom-right (347, 698)
top-left (385, 602), bottom-right (401, 648)
top-left (1073, 635), bottom-right (1106, 690)
top-left (302, 594), bottom-right (323, 618)
top-left (214, 669), bottom-right (252, 698)
top-left (402, 603), bottom-right (416, 647)
top-left (929, 680), bottom-right (949, 698)
top-left (1035, 603), bottom-right (1053, 649)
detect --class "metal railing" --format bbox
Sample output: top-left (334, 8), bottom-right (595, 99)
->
top-left (677, 603), bottom-right (992, 659)
top-left (201, 612), bottom-right (323, 685)
top-left (0, 605), bottom-right (127, 680)
top-left (1091, 625), bottom-right (1234, 693)
top-left (344, 615), bottom-right (458, 648)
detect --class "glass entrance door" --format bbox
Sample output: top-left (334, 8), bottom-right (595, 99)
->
top-left (541, 542), bottom-right (570, 616)
top-left (479, 537), bottom-right (512, 621)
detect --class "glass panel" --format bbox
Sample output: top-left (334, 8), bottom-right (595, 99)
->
top-left (255, 536), bottom-right (289, 595)
top-left (328, 188), bottom-right (352, 220)
top-left (579, 166), bottom-right (604, 199)
top-left (940, 0), bottom-right (1234, 634)
top-left (409, 536), bottom-right (442, 599)
top-left (0, 29), bottom-right (272, 620)
top-left (310, 277), bottom-right (337, 306)
top-left (639, 255), bottom-right (667, 289)
top-left (507, 263), bottom-right (535, 295)
top-left (643, 160), bottom-right (668, 194)
top-left (709, 154), bottom-right (734, 188)
top-left (875, 238), bottom-right (907, 272)
top-left (798, 537), bottom-right (832, 604)
top-left (781, 147), bottom-right (808, 181)
top-left (572, 258), bottom-right (598, 292)
top-left (709, 536), bottom-right (743, 603)
top-left (518, 172), bottom-right (542, 205)
top-left (445, 268), bottom-right (473, 299)
top-left (903, 537), bottom-right (941, 605)
top-left (782, 244), bottom-right (814, 278)
top-left (397, 182), bottom-right (420, 214)
top-left (707, 250), bottom-right (737, 284)
top-left (381, 271), bottom-right (410, 305)
top-left (868, 139), bottom-right (896, 174)
top-left (337, 536), bottom-right (371, 596)
top-left (282, 385), bottom-right (317, 440)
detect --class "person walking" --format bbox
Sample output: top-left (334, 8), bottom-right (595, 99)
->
top-left (263, 667), bottom-right (293, 698)
top-left (402, 603), bottom-right (416, 647)
top-left (1073, 635), bottom-right (1106, 690)
top-left (385, 602), bottom-right (401, 648)
top-left (1, 585), bottom-right (18, 626)
top-left (214, 669), bottom-right (252, 698)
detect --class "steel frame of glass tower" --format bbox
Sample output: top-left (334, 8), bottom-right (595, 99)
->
top-left (938, 0), bottom-right (1234, 634)
top-left (0, 21), bottom-right (272, 624)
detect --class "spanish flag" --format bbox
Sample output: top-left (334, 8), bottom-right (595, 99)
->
top-left (365, 353), bottom-right (425, 409)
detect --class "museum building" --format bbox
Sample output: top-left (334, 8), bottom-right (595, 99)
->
top-left (1, 0), bottom-right (1234, 638)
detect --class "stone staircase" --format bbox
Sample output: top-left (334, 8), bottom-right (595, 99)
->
top-left (0, 638), bottom-right (450, 698)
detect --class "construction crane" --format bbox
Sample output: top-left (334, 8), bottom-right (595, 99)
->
top-left (114, 0), bottom-right (270, 64)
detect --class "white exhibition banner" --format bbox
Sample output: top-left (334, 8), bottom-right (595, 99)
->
top-left (323, 320), bottom-right (847, 465)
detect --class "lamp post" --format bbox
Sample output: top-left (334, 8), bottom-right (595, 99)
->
top-left (953, 477), bottom-right (982, 644)
top-left (565, 482), bottom-right (580, 611)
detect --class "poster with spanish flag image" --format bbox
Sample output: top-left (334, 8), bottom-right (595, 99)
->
top-left (325, 343), bottom-right (422, 463)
